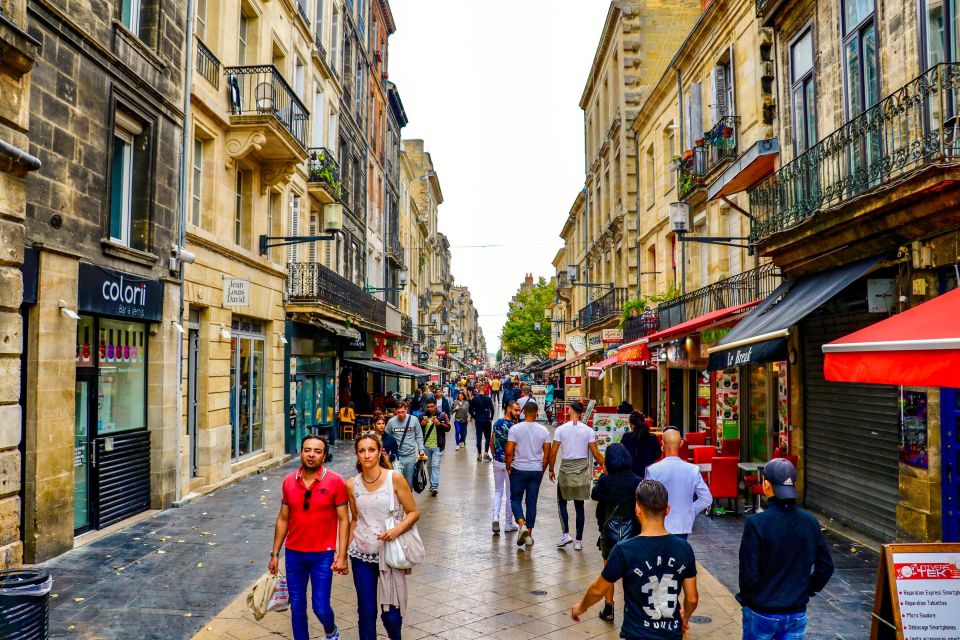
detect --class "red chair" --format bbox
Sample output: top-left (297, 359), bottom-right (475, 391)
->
top-left (685, 431), bottom-right (708, 447)
top-left (708, 456), bottom-right (741, 516)
top-left (678, 441), bottom-right (689, 462)
top-left (782, 455), bottom-right (799, 468)
top-left (693, 447), bottom-right (715, 484)
top-left (720, 438), bottom-right (741, 459)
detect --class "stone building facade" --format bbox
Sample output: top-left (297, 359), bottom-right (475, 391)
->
top-left (0, 0), bottom-right (39, 569)
top-left (19, 0), bottom-right (185, 562)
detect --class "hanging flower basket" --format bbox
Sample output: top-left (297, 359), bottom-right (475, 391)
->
top-left (721, 126), bottom-right (734, 139)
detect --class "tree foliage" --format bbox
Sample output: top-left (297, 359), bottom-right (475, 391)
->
top-left (500, 278), bottom-right (555, 358)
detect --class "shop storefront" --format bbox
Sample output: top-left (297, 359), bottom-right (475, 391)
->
top-left (73, 263), bottom-right (163, 533)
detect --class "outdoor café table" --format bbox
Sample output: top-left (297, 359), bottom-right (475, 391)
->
top-left (738, 462), bottom-right (767, 511)
top-left (688, 444), bottom-right (714, 450)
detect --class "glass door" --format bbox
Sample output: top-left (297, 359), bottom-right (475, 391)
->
top-left (74, 375), bottom-right (95, 533)
top-left (747, 364), bottom-right (769, 462)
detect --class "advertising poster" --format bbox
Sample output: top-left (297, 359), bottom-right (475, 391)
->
top-left (532, 384), bottom-right (547, 421)
top-left (891, 552), bottom-right (960, 638)
top-left (900, 390), bottom-right (929, 469)
top-left (716, 369), bottom-right (740, 441)
top-left (696, 370), bottom-right (711, 434)
top-left (592, 413), bottom-right (630, 478)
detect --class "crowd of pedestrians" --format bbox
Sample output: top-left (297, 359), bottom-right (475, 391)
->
top-left (265, 372), bottom-right (835, 640)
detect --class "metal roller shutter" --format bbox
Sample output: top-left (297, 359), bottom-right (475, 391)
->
top-left (95, 430), bottom-right (151, 528)
top-left (801, 306), bottom-right (899, 542)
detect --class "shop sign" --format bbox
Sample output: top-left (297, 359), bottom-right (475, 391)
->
top-left (566, 383), bottom-right (582, 399)
top-left (223, 277), bottom-right (249, 307)
top-left (587, 333), bottom-right (603, 350)
top-left (553, 343), bottom-right (566, 355)
top-left (707, 338), bottom-right (787, 371)
top-left (418, 351), bottom-right (429, 363)
top-left (601, 329), bottom-right (622, 343)
top-left (605, 346), bottom-right (619, 358)
top-left (78, 263), bottom-right (164, 321)
top-left (348, 331), bottom-right (367, 351)
top-left (436, 348), bottom-right (447, 357)
top-left (586, 368), bottom-right (602, 379)
top-left (618, 342), bottom-right (651, 364)
top-left (567, 334), bottom-right (586, 354)
top-left (565, 376), bottom-right (582, 385)
top-left (549, 350), bottom-right (557, 359)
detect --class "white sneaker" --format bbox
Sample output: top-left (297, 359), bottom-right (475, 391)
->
top-left (557, 534), bottom-right (573, 547)
top-left (525, 535), bottom-right (535, 547)
top-left (573, 540), bottom-right (583, 551)
top-left (504, 522), bottom-right (519, 533)
top-left (517, 525), bottom-right (530, 546)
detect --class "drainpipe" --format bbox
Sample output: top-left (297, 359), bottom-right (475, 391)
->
top-left (175, 0), bottom-right (196, 505)
top-left (634, 129), bottom-right (641, 299)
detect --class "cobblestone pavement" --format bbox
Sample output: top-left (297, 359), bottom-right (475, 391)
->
top-left (39, 431), bottom-right (879, 640)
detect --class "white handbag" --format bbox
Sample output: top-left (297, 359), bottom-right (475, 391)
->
top-left (382, 470), bottom-right (426, 569)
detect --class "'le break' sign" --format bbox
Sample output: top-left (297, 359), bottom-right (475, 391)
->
top-left (872, 543), bottom-right (960, 639)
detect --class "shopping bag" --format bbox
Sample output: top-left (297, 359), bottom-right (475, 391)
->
top-left (247, 572), bottom-right (289, 620)
top-left (268, 575), bottom-right (289, 613)
top-left (382, 471), bottom-right (426, 569)
top-left (412, 459), bottom-right (428, 494)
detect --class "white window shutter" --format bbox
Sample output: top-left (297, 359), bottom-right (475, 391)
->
top-left (727, 46), bottom-right (736, 117)
top-left (727, 213), bottom-right (741, 275)
top-left (289, 194), bottom-right (300, 263)
top-left (690, 82), bottom-right (702, 142)
top-left (710, 67), bottom-right (719, 124)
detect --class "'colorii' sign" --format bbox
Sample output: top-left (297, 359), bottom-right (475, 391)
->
top-left (77, 263), bottom-right (164, 321)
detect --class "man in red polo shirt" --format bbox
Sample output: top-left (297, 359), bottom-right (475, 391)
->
top-left (269, 435), bottom-right (349, 640)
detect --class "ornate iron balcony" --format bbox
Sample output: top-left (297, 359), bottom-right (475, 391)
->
top-left (287, 262), bottom-right (386, 328)
top-left (678, 116), bottom-right (739, 200)
top-left (401, 314), bottom-right (413, 339)
top-left (314, 33), bottom-right (327, 61)
top-left (225, 65), bottom-right (309, 149)
top-left (196, 39), bottom-right (221, 89)
top-left (386, 234), bottom-right (405, 265)
top-left (622, 311), bottom-right (660, 343)
top-left (308, 147), bottom-right (341, 196)
top-left (657, 263), bottom-right (781, 330)
top-left (577, 288), bottom-right (628, 329)
top-left (750, 63), bottom-right (960, 245)
top-left (296, 0), bottom-right (310, 26)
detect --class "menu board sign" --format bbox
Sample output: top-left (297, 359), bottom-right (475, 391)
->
top-left (716, 369), bottom-right (740, 441)
top-left (592, 413), bottom-right (630, 478)
top-left (531, 385), bottom-right (547, 421)
top-left (873, 543), bottom-right (960, 639)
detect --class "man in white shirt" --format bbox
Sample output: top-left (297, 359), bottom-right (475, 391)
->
top-left (505, 401), bottom-right (552, 548)
top-left (645, 428), bottom-right (712, 539)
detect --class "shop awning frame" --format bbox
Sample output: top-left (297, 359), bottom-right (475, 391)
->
top-left (376, 355), bottom-right (432, 377)
top-left (644, 301), bottom-right (760, 345)
top-left (542, 349), bottom-right (602, 375)
top-left (344, 358), bottom-right (425, 379)
top-left (586, 354), bottom-right (621, 380)
top-left (707, 256), bottom-right (883, 370)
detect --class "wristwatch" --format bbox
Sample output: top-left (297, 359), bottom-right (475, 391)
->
top-left (270, 551), bottom-right (280, 557)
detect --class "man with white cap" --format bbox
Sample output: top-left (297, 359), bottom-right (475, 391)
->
top-left (737, 458), bottom-right (834, 640)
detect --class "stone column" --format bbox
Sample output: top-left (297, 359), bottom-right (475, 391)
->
top-left (0, 2), bottom-right (39, 568)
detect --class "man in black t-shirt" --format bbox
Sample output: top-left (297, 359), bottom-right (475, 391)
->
top-left (572, 480), bottom-right (699, 639)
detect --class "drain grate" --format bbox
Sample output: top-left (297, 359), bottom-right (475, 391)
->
top-left (689, 615), bottom-right (712, 625)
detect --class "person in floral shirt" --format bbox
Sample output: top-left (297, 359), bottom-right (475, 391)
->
top-left (490, 400), bottom-right (521, 535)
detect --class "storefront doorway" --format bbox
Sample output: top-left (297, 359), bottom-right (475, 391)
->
top-left (943, 388), bottom-right (960, 542)
top-left (294, 370), bottom-right (336, 444)
top-left (73, 372), bottom-right (94, 533)
top-left (230, 319), bottom-right (265, 461)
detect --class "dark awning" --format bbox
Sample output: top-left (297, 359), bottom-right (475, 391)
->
top-left (345, 358), bottom-right (423, 379)
top-left (707, 138), bottom-right (780, 201)
top-left (707, 257), bottom-right (883, 370)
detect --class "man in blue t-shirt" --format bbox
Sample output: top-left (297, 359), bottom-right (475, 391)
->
top-left (571, 479), bottom-right (699, 638)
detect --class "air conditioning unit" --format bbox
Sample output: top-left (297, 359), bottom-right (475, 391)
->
top-left (322, 203), bottom-right (343, 233)
top-left (669, 202), bottom-right (690, 233)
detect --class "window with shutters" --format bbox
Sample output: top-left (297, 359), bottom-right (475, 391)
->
top-left (313, 84), bottom-right (325, 146)
top-left (711, 58), bottom-right (734, 123)
top-left (308, 211), bottom-right (318, 263)
top-left (727, 212), bottom-right (741, 276)
top-left (685, 82), bottom-right (702, 151)
top-left (267, 191), bottom-right (282, 263)
top-left (288, 194), bottom-right (301, 263)
top-left (234, 169), bottom-right (253, 250)
top-left (665, 126), bottom-right (676, 190)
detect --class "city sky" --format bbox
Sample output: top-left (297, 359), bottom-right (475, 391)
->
top-left (389, 0), bottom-right (610, 354)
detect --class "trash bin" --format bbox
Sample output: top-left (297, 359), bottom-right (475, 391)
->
top-left (0, 568), bottom-right (53, 640)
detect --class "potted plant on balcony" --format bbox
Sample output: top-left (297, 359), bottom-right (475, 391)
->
top-left (681, 149), bottom-right (694, 162)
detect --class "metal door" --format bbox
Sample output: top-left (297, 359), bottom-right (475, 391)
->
top-left (187, 328), bottom-right (199, 477)
top-left (942, 388), bottom-right (960, 541)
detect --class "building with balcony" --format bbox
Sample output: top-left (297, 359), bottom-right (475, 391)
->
top-left (1, 0), bottom-right (38, 568)
top-left (448, 286), bottom-right (486, 371)
top-left (732, 0), bottom-right (960, 544)
top-left (18, 0), bottom-right (184, 562)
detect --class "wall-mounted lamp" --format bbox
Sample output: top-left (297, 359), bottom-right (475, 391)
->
top-left (214, 324), bottom-right (230, 341)
top-left (275, 331), bottom-right (288, 346)
top-left (58, 299), bottom-right (80, 320)
top-left (172, 318), bottom-right (185, 334)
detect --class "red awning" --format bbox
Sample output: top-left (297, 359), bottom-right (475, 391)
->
top-left (376, 355), bottom-right (432, 376)
top-left (618, 339), bottom-right (652, 364)
top-left (822, 288), bottom-right (960, 387)
top-left (586, 354), bottom-right (621, 379)
top-left (645, 301), bottom-right (760, 345)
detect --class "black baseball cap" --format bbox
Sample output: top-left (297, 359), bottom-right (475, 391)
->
top-left (764, 458), bottom-right (797, 499)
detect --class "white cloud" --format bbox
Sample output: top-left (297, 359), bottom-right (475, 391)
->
top-left (390, 0), bottom-right (609, 352)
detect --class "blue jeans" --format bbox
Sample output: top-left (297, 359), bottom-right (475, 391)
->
top-left (454, 421), bottom-right (468, 445)
top-left (742, 607), bottom-right (807, 640)
top-left (675, 533), bottom-right (688, 540)
top-left (351, 557), bottom-right (402, 640)
top-left (426, 446), bottom-right (442, 489)
top-left (285, 549), bottom-right (336, 639)
top-left (509, 469), bottom-right (543, 529)
top-left (394, 455), bottom-right (417, 488)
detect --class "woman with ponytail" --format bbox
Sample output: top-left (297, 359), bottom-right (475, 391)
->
top-left (619, 411), bottom-right (662, 478)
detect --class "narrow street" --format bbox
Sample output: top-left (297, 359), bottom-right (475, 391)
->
top-left (40, 434), bottom-right (877, 640)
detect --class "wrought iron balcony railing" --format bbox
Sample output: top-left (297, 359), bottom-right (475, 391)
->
top-left (386, 235), bottom-right (405, 265)
top-left (314, 33), bottom-right (327, 61)
top-left (307, 147), bottom-right (341, 196)
top-left (287, 262), bottom-right (386, 328)
top-left (577, 288), bottom-right (629, 329)
top-left (401, 314), bottom-right (413, 339)
top-left (622, 311), bottom-right (660, 343)
top-left (295, 0), bottom-right (310, 25)
top-left (196, 39), bottom-right (221, 89)
top-left (750, 63), bottom-right (960, 245)
top-left (678, 116), bottom-right (739, 200)
top-left (226, 65), bottom-right (309, 149)
top-left (657, 263), bottom-right (781, 330)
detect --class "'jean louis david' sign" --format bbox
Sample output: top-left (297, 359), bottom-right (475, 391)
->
top-left (78, 263), bottom-right (163, 321)
top-left (223, 278), bottom-right (250, 307)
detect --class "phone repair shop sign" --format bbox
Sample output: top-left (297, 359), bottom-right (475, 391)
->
top-left (223, 278), bottom-right (250, 307)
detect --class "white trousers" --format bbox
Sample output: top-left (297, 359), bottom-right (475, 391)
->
top-left (492, 460), bottom-right (515, 523)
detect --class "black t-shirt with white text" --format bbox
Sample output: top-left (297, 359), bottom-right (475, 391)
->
top-left (601, 535), bottom-right (697, 639)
